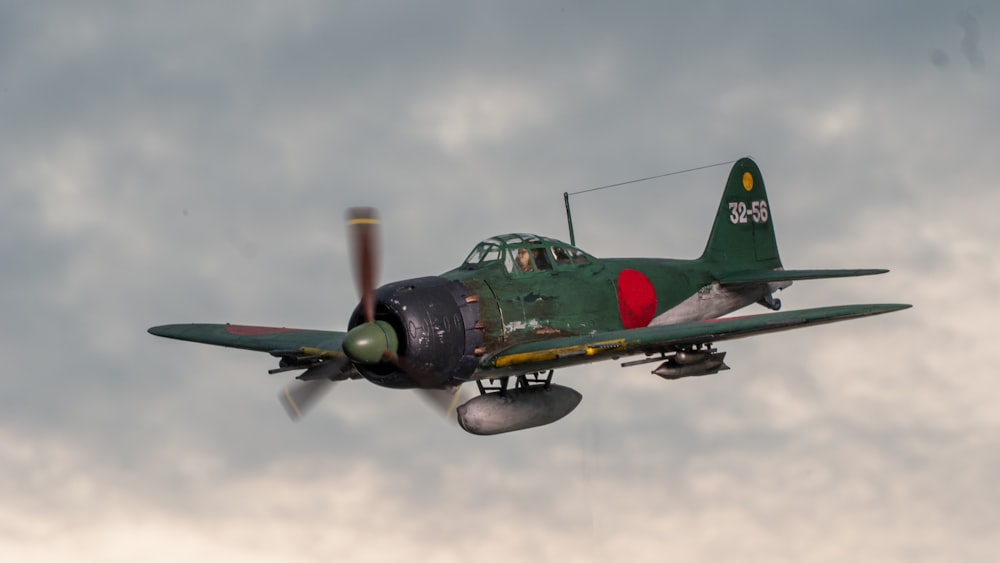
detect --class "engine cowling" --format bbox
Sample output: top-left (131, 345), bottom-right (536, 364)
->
top-left (347, 276), bottom-right (482, 389)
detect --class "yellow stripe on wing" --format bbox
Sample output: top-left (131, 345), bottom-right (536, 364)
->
top-left (299, 346), bottom-right (343, 358)
top-left (493, 339), bottom-right (626, 368)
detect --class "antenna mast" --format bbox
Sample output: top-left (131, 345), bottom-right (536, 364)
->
top-left (563, 192), bottom-right (576, 246)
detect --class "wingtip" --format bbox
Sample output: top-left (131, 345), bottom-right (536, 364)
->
top-left (148, 324), bottom-right (171, 337)
top-left (147, 324), bottom-right (194, 338)
top-left (866, 303), bottom-right (912, 315)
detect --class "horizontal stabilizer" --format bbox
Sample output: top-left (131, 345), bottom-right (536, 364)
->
top-left (717, 268), bottom-right (889, 285)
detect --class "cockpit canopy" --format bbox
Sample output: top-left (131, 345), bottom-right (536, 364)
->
top-left (460, 233), bottom-right (594, 275)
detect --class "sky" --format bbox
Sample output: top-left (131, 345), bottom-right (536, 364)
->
top-left (1, 2), bottom-right (998, 561)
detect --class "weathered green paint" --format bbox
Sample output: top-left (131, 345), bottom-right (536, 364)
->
top-left (444, 250), bottom-right (751, 359)
top-left (442, 233), bottom-right (620, 350)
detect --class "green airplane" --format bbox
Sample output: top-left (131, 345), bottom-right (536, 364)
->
top-left (149, 157), bottom-right (910, 435)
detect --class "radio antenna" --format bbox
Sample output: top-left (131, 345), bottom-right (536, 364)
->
top-left (562, 159), bottom-right (737, 246)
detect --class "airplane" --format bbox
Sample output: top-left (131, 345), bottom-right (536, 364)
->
top-left (148, 157), bottom-right (910, 435)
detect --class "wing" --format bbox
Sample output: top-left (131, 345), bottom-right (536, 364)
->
top-left (147, 323), bottom-right (346, 357)
top-left (484, 303), bottom-right (910, 373)
top-left (149, 323), bottom-right (353, 420)
top-left (716, 268), bottom-right (889, 284)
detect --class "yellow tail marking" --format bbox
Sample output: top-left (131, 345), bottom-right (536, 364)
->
top-left (348, 218), bottom-right (380, 225)
top-left (742, 172), bottom-right (754, 191)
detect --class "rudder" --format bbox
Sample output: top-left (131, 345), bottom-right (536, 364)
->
top-left (700, 157), bottom-right (782, 270)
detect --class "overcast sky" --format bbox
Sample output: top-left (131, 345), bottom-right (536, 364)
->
top-left (1, 2), bottom-right (997, 561)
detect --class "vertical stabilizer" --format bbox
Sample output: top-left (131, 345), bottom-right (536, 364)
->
top-left (700, 158), bottom-right (782, 270)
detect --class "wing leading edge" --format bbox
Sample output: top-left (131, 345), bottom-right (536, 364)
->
top-left (147, 323), bottom-right (346, 357)
top-left (485, 303), bottom-right (911, 372)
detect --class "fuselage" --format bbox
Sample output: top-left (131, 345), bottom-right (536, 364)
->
top-left (445, 256), bottom-right (708, 344)
top-left (348, 233), bottom-right (776, 388)
top-left (445, 235), bottom-right (770, 373)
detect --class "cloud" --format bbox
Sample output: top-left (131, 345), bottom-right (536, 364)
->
top-left (410, 81), bottom-right (548, 154)
top-left (959, 7), bottom-right (986, 70)
top-left (2, 2), bottom-right (999, 562)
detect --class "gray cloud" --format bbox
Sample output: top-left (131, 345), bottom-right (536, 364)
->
top-left (1, 2), bottom-right (998, 561)
top-left (959, 6), bottom-right (986, 70)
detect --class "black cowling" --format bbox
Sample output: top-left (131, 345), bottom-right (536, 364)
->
top-left (347, 276), bottom-right (482, 389)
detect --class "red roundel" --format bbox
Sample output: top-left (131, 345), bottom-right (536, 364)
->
top-left (617, 269), bottom-right (657, 329)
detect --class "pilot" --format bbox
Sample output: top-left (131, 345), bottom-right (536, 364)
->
top-left (517, 248), bottom-right (534, 272)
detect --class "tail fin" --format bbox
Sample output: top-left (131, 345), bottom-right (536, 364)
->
top-left (700, 157), bottom-right (782, 270)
